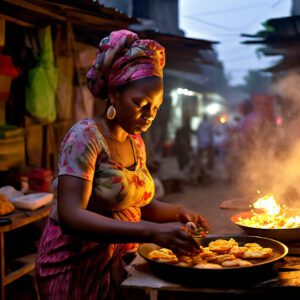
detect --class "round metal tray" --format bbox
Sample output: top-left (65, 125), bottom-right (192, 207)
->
top-left (138, 235), bottom-right (288, 285)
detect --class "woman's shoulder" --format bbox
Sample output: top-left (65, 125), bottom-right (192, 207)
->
top-left (68, 118), bottom-right (97, 134)
top-left (64, 118), bottom-right (103, 142)
top-left (61, 118), bottom-right (103, 151)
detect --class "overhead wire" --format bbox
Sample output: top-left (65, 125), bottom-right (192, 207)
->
top-left (180, 0), bottom-right (289, 83)
top-left (182, 0), bottom-right (285, 35)
top-left (181, 15), bottom-right (240, 33)
top-left (184, 0), bottom-right (274, 17)
top-left (239, 4), bottom-right (276, 31)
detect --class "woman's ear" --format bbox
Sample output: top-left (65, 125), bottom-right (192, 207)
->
top-left (108, 88), bottom-right (119, 106)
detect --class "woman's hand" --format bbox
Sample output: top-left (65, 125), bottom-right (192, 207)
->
top-left (148, 222), bottom-right (199, 254)
top-left (177, 206), bottom-right (210, 233)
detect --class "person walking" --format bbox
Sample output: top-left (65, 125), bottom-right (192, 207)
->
top-left (196, 114), bottom-right (214, 183)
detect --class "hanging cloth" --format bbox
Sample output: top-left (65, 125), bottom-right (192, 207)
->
top-left (26, 26), bottom-right (58, 123)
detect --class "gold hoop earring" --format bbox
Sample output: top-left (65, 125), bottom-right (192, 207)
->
top-left (107, 105), bottom-right (116, 120)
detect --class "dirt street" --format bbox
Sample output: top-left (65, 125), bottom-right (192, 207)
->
top-left (158, 156), bottom-right (247, 236)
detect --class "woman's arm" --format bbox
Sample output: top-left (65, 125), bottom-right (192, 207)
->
top-left (141, 199), bottom-right (182, 223)
top-left (57, 175), bottom-right (199, 252)
top-left (141, 199), bottom-right (210, 231)
top-left (58, 175), bottom-right (152, 243)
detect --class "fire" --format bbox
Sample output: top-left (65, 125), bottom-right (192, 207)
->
top-left (252, 194), bottom-right (281, 215)
top-left (236, 194), bottom-right (300, 229)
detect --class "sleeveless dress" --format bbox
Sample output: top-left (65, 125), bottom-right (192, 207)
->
top-left (35, 118), bottom-right (154, 300)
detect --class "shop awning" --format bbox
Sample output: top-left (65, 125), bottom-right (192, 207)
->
top-left (1, 0), bottom-right (222, 90)
top-left (241, 15), bottom-right (300, 73)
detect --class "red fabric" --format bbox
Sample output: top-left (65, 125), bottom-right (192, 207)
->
top-left (0, 55), bottom-right (20, 77)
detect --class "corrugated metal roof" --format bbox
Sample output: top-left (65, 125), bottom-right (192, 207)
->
top-left (1, 0), bottom-right (138, 29)
top-left (1, 0), bottom-right (221, 80)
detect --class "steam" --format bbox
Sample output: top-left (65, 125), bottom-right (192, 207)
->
top-left (232, 72), bottom-right (300, 208)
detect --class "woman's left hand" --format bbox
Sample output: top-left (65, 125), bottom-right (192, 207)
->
top-left (177, 206), bottom-right (210, 233)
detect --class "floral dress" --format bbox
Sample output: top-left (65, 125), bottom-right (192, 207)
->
top-left (35, 118), bottom-right (154, 300)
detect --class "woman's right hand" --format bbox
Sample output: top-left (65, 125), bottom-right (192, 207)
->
top-left (148, 222), bottom-right (199, 254)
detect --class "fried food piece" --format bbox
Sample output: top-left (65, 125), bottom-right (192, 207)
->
top-left (200, 246), bottom-right (214, 254)
top-left (206, 254), bottom-right (236, 264)
top-left (0, 193), bottom-right (14, 216)
top-left (178, 255), bottom-right (193, 266)
top-left (192, 255), bottom-right (206, 265)
top-left (195, 254), bottom-right (217, 264)
top-left (238, 259), bottom-right (253, 267)
top-left (197, 247), bottom-right (217, 259)
top-left (208, 238), bottom-right (238, 254)
top-left (229, 246), bottom-right (247, 258)
top-left (148, 248), bottom-right (178, 263)
top-left (242, 247), bottom-right (273, 259)
top-left (245, 243), bottom-right (262, 248)
top-left (221, 259), bottom-right (253, 267)
top-left (194, 263), bottom-right (222, 269)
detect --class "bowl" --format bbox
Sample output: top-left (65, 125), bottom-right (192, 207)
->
top-left (231, 211), bottom-right (300, 243)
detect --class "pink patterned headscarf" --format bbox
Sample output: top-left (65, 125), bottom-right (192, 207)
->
top-left (86, 30), bottom-right (165, 98)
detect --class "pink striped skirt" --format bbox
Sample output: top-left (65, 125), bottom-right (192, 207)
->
top-left (35, 218), bottom-right (129, 300)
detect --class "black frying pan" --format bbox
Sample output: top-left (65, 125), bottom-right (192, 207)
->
top-left (138, 235), bottom-right (288, 286)
top-left (231, 212), bottom-right (300, 243)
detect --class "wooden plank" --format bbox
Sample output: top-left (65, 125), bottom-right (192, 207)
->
top-left (278, 270), bottom-right (300, 287)
top-left (0, 102), bottom-right (4, 127)
top-left (25, 124), bottom-right (43, 168)
top-left (0, 19), bottom-right (4, 47)
top-left (4, 254), bottom-right (35, 286)
top-left (41, 0), bottom-right (137, 21)
top-left (68, 10), bottom-right (132, 30)
top-left (0, 205), bottom-right (51, 233)
top-left (3, 0), bottom-right (66, 21)
top-left (14, 253), bottom-right (36, 265)
top-left (0, 234), bottom-right (4, 300)
top-left (0, 13), bottom-right (34, 27)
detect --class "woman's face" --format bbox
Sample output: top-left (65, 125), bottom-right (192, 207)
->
top-left (110, 77), bottom-right (163, 134)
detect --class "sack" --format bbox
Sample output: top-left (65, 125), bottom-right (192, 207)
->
top-left (26, 26), bottom-right (58, 123)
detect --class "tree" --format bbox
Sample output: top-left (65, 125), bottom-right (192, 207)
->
top-left (241, 70), bottom-right (272, 95)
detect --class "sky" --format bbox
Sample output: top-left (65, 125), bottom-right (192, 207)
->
top-left (179, 0), bottom-right (292, 86)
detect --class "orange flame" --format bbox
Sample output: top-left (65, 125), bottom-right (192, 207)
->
top-left (252, 194), bottom-right (281, 215)
top-left (237, 193), bottom-right (300, 229)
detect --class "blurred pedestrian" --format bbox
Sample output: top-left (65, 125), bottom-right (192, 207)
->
top-left (196, 114), bottom-right (214, 182)
top-left (213, 122), bottom-right (229, 164)
top-left (174, 117), bottom-right (193, 170)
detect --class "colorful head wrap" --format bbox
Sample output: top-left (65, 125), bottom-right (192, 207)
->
top-left (86, 30), bottom-right (165, 98)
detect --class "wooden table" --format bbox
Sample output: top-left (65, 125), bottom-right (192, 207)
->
top-left (0, 205), bottom-right (51, 300)
top-left (122, 201), bottom-right (300, 300)
top-left (122, 249), bottom-right (300, 300)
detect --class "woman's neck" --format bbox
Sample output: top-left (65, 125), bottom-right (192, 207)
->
top-left (99, 116), bottom-right (128, 142)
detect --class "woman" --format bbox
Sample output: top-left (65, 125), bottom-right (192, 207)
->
top-left (36, 30), bottom-right (209, 300)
